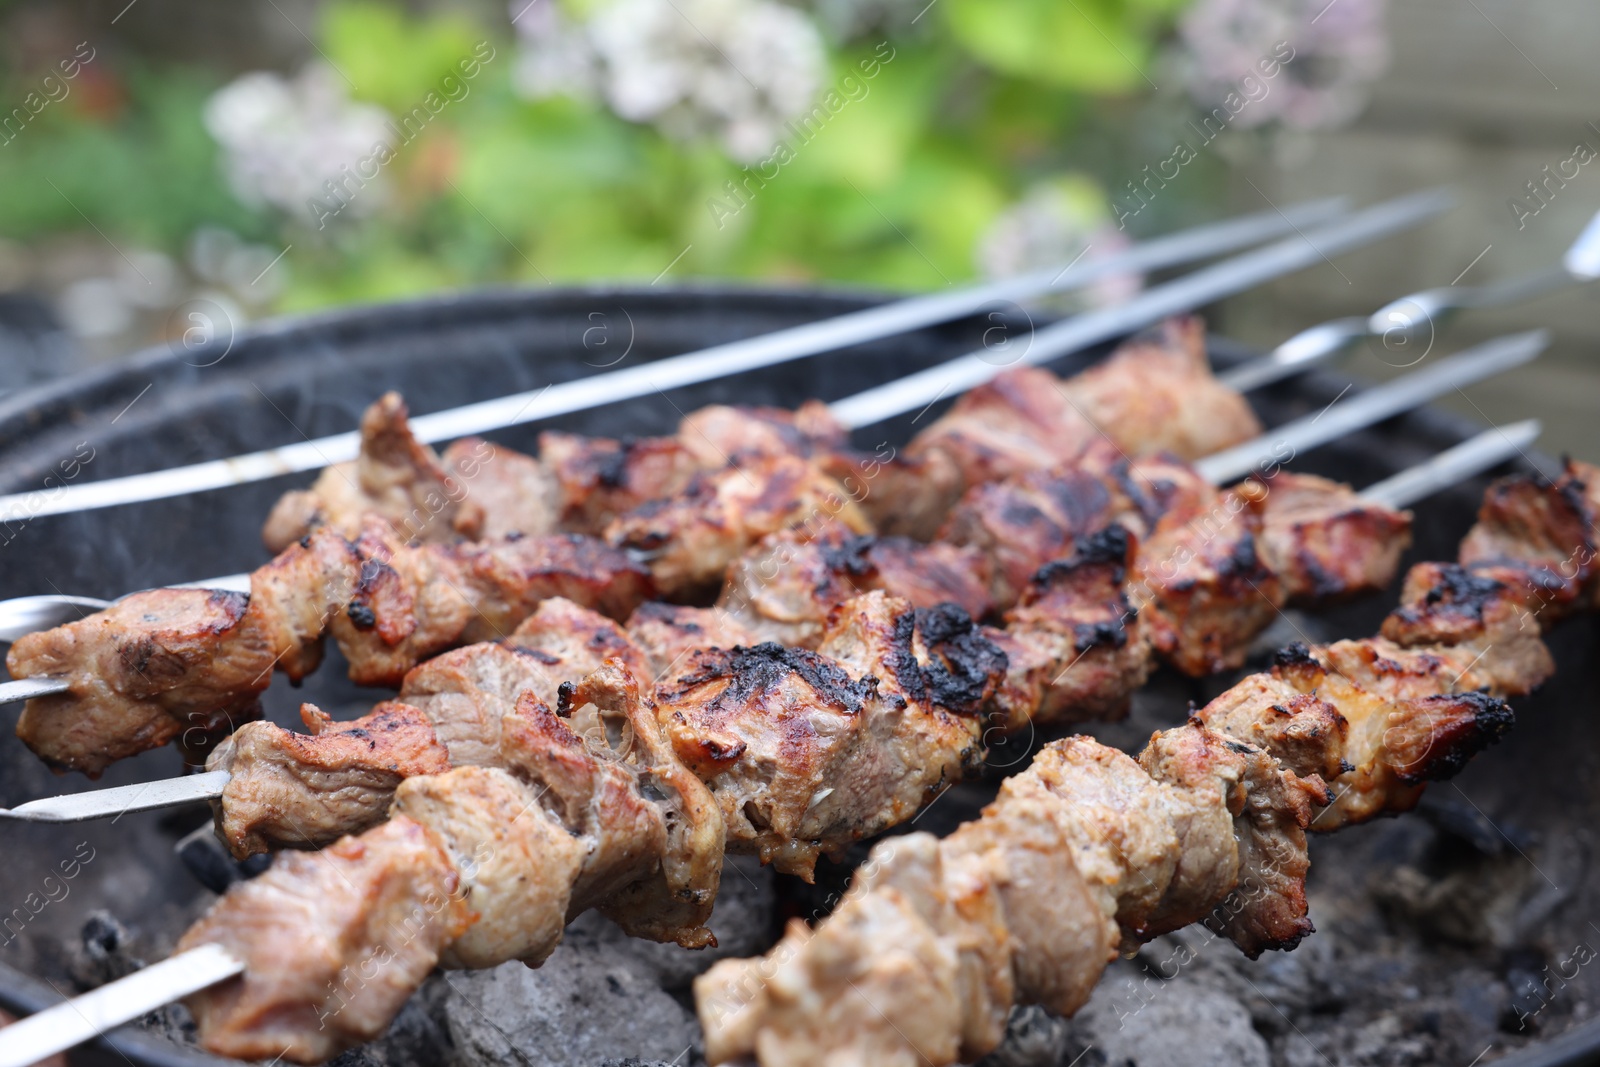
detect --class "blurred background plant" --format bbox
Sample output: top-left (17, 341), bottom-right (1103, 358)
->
top-left (0, 0), bottom-right (1398, 366)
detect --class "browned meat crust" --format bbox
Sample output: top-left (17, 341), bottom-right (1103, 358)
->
top-left (653, 591), bottom-right (998, 878)
top-left (1256, 472), bottom-right (1412, 601)
top-left (538, 430), bottom-right (703, 534)
top-left (208, 701), bottom-right (451, 858)
top-left (626, 602), bottom-right (762, 680)
top-left (9, 523), bottom-right (650, 774)
top-left (262, 392), bottom-right (495, 553)
top-left (717, 522), bottom-right (995, 650)
top-left (987, 526), bottom-right (1150, 729)
top-left (178, 816), bottom-right (471, 1063)
top-left (1059, 316), bottom-right (1263, 461)
top-left (10, 587), bottom-right (271, 776)
top-left (605, 452), bottom-right (872, 599)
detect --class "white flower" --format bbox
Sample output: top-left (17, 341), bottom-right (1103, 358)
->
top-left (204, 65), bottom-right (395, 220)
top-left (511, 0), bottom-right (827, 163)
top-left (977, 180), bottom-right (1142, 311)
top-left (511, 1), bottom-right (602, 100)
top-left (1177, 0), bottom-right (1391, 131)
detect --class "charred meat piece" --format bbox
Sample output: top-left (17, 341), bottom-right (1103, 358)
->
top-left (10, 588), bottom-right (270, 777)
top-left (676, 400), bottom-right (848, 468)
top-left (605, 452), bottom-right (871, 600)
top-left (262, 392), bottom-right (483, 552)
top-left (1058, 317), bottom-right (1263, 461)
top-left (1458, 459), bottom-right (1600, 621)
top-left (1131, 483), bottom-right (1285, 676)
top-left (208, 701), bottom-right (451, 858)
top-left (1380, 562), bottom-right (1555, 695)
top-left (1264, 641), bottom-right (1513, 829)
top-left (907, 365), bottom-right (1099, 492)
top-left (654, 592), bottom-right (996, 878)
top-left (538, 430), bottom-right (704, 535)
top-left (1255, 472), bottom-right (1412, 601)
top-left (179, 816), bottom-right (471, 1064)
top-left (718, 522), bottom-right (995, 650)
top-left (939, 457), bottom-right (1132, 609)
top-left (625, 602), bottom-right (762, 681)
top-left (987, 526), bottom-right (1150, 730)
top-left (328, 525), bottom-right (654, 687)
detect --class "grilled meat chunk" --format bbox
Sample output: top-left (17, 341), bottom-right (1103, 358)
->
top-left (10, 587), bottom-right (271, 776)
top-left (605, 452), bottom-right (872, 599)
top-left (538, 430), bottom-right (704, 535)
top-left (940, 455), bottom-right (1132, 608)
top-left (626, 602), bottom-right (762, 680)
top-left (328, 525), bottom-right (653, 687)
top-left (392, 765), bottom-right (585, 969)
top-left (440, 436), bottom-right (561, 541)
top-left (397, 643), bottom-right (561, 768)
top-left (1256, 472), bottom-right (1412, 600)
top-left (1058, 317), bottom-right (1263, 461)
top-left (677, 400), bottom-right (847, 467)
top-left (179, 816), bottom-right (471, 1063)
top-left (654, 592), bottom-right (996, 878)
top-left (1458, 458), bottom-right (1600, 621)
top-left (908, 365), bottom-right (1099, 492)
top-left (987, 526), bottom-right (1149, 729)
top-left (263, 393), bottom-right (477, 552)
top-left (504, 595), bottom-right (653, 683)
top-left (1131, 482), bottom-right (1285, 676)
top-left (208, 701), bottom-right (450, 858)
top-left (1381, 562), bottom-right (1555, 694)
top-left (818, 444), bottom-right (965, 541)
top-left (718, 522), bottom-right (995, 650)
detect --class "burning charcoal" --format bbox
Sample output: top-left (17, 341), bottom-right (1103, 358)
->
top-left (566, 853), bottom-right (774, 991)
top-left (443, 945), bottom-right (697, 1067)
top-left (329, 977), bottom-right (454, 1067)
top-left (174, 824), bottom-right (271, 894)
top-left (972, 1005), bottom-right (1076, 1067)
top-left (67, 911), bottom-right (143, 988)
top-left (1073, 961), bottom-right (1271, 1067)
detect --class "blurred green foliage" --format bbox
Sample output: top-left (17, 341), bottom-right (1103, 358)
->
top-left (0, 0), bottom-right (1203, 312)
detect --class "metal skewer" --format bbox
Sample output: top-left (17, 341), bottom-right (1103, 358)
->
top-left (0, 198), bottom-right (1352, 528)
top-left (1221, 208), bottom-right (1600, 392)
top-left (825, 189), bottom-right (1452, 429)
top-left (0, 942), bottom-right (243, 1067)
top-left (0, 418), bottom-right (1543, 825)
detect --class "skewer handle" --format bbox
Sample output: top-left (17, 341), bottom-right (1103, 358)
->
top-left (0, 943), bottom-right (242, 1067)
top-left (1361, 420), bottom-right (1543, 509)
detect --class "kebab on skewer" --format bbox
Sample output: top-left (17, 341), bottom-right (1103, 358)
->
top-left (261, 317), bottom-right (1259, 556)
top-left (159, 452), bottom-right (1570, 1063)
top-left (1, 323), bottom-right (1412, 778)
top-left (693, 454), bottom-right (1596, 1067)
top-left (5, 433), bottom-right (1415, 783)
top-left (0, 326), bottom-right (1541, 785)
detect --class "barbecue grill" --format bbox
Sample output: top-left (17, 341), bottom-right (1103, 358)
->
top-left (0, 285), bottom-right (1594, 1067)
